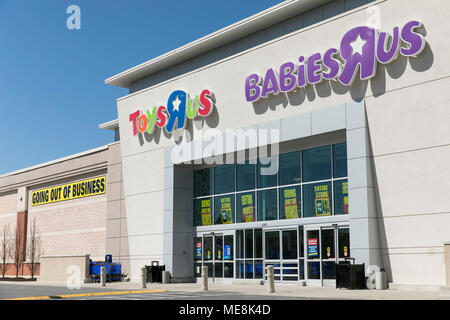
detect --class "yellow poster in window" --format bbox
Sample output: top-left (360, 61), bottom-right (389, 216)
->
top-left (201, 199), bottom-right (212, 226)
top-left (314, 184), bottom-right (331, 216)
top-left (220, 196), bottom-right (233, 224)
top-left (283, 188), bottom-right (299, 219)
top-left (342, 182), bottom-right (349, 214)
top-left (241, 194), bottom-right (255, 222)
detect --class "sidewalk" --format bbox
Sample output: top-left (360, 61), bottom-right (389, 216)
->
top-left (3, 279), bottom-right (448, 300)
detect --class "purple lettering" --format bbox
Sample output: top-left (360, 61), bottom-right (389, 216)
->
top-left (297, 56), bottom-right (307, 88)
top-left (377, 27), bottom-right (400, 64)
top-left (400, 20), bottom-right (425, 57)
top-left (245, 73), bottom-right (262, 102)
top-left (261, 68), bottom-right (280, 98)
top-left (339, 26), bottom-right (377, 86)
top-left (279, 62), bottom-right (297, 93)
top-left (322, 48), bottom-right (341, 80)
top-left (307, 53), bottom-right (323, 84)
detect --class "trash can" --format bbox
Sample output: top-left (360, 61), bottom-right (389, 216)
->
top-left (375, 268), bottom-right (388, 290)
top-left (336, 260), bottom-right (365, 289)
top-left (145, 261), bottom-right (165, 283)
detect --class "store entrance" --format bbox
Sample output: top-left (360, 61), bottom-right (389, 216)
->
top-left (193, 232), bottom-right (234, 281)
top-left (264, 229), bottom-right (299, 282)
top-left (305, 226), bottom-right (350, 286)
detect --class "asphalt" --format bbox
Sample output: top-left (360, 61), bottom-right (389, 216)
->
top-left (0, 280), bottom-right (449, 300)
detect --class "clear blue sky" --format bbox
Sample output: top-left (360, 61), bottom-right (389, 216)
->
top-left (0, 0), bottom-right (281, 174)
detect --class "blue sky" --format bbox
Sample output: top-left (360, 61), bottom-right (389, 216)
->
top-left (0, 0), bottom-right (281, 174)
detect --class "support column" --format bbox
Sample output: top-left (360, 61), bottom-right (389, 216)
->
top-left (346, 100), bottom-right (383, 276)
top-left (16, 187), bottom-right (28, 264)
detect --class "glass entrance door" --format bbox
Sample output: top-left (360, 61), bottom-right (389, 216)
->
top-left (264, 229), bottom-right (299, 282)
top-left (193, 232), bottom-right (234, 281)
top-left (304, 225), bottom-right (350, 286)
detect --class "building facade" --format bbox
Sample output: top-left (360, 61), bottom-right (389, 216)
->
top-left (1, 0), bottom-right (449, 288)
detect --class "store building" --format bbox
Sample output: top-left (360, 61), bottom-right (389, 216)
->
top-left (1, 0), bottom-right (449, 288)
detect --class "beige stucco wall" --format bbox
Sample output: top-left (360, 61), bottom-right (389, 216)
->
top-left (38, 254), bottom-right (90, 283)
top-left (115, 0), bottom-right (450, 284)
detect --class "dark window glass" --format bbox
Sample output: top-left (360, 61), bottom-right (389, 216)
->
top-left (333, 142), bottom-right (347, 178)
top-left (322, 261), bottom-right (336, 279)
top-left (194, 263), bottom-right (202, 278)
top-left (303, 182), bottom-right (332, 218)
top-left (204, 262), bottom-right (213, 277)
top-left (279, 186), bottom-right (301, 219)
top-left (321, 229), bottom-right (335, 260)
top-left (214, 164), bottom-right (235, 194)
top-left (193, 168), bottom-right (213, 197)
top-left (236, 162), bottom-right (256, 191)
top-left (299, 259), bottom-right (305, 280)
top-left (203, 237), bottom-right (213, 261)
top-left (265, 231), bottom-right (280, 260)
top-left (224, 235), bottom-right (233, 260)
top-left (255, 260), bottom-right (263, 279)
top-left (257, 156), bottom-right (278, 188)
top-left (214, 263), bottom-right (223, 278)
top-left (236, 260), bottom-right (244, 279)
top-left (214, 195), bottom-right (235, 225)
top-left (215, 236), bottom-right (223, 260)
top-left (334, 179), bottom-right (349, 215)
top-left (245, 229), bottom-right (253, 259)
top-left (245, 261), bottom-right (254, 279)
top-left (193, 198), bottom-right (213, 226)
top-left (282, 230), bottom-right (298, 260)
top-left (257, 189), bottom-right (278, 221)
top-left (236, 192), bottom-right (256, 223)
top-left (224, 263), bottom-right (234, 278)
top-left (279, 151), bottom-right (301, 185)
top-left (338, 228), bottom-right (350, 259)
top-left (254, 229), bottom-right (262, 258)
top-left (194, 237), bottom-right (202, 261)
top-left (302, 146), bottom-right (331, 182)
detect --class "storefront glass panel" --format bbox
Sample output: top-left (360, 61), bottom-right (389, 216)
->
top-left (236, 162), bottom-right (256, 191)
top-left (282, 230), bottom-right (297, 260)
top-left (236, 192), bottom-right (256, 223)
top-left (214, 164), bottom-right (235, 195)
top-left (203, 236), bottom-right (213, 261)
top-left (245, 229), bottom-right (253, 259)
top-left (302, 145), bottom-right (331, 182)
top-left (215, 236), bottom-right (223, 261)
top-left (193, 168), bottom-right (213, 197)
top-left (279, 151), bottom-right (301, 185)
top-left (254, 229), bottom-right (262, 258)
top-left (224, 235), bottom-right (233, 261)
top-left (338, 227), bottom-right (350, 259)
top-left (265, 231), bottom-right (280, 260)
top-left (257, 189), bottom-right (277, 221)
top-left (224, 263), bottom-right (233, 278)
top-left (333, 142), bottom-right (347, 178)
top-left (279, 186), bottom-right (301, 219)
top-left (257, 156), bottom-right (278, 188)
top-left (334, 179), bottom-right (349, 215)
top-left (214, 194), bottom-right (235, 224)
top-left (303, 182), bottom-right (332, 218)
top-left (193, 198), bottom-right (213, 226)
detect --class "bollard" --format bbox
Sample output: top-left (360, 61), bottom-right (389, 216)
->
top-left (162, 270), bottom-right (170, 284)
top-left (201, 266), bottom-right (208, 291)
top-left (266, 265), bottom-right (275, 293)
top-left (100, 266), bottom-right (106, 287)
top-left (375, 269), bottom-right (388, 290)
top-left (141, 267), bottom-right (147, 288)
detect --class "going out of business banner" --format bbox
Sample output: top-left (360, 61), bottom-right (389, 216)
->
top-left (31, 176), bottom-right (106, 206)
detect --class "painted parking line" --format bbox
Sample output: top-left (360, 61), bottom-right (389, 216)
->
top-left (4, 289), bottom-right (169, 300)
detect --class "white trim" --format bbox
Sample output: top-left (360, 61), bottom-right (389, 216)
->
top-left (105, 0), bottom-right (332, 88)
top-left (99, 119), bottom-right (119, 130)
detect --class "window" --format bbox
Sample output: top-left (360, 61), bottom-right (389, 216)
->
top-left (279, 151), bottom-right (301, 185)
top-left (214, 164), bottom-right (235, 195)
top-left (236, 161), bottom-right (256, 191)
top-left (257, 189), bottom-right (278, 221)
top-left (279, 186), bottom-right (301, 219)
top-left (193, 168), bottom-right (213, 197)
top-left (302, 146), bottom-right (331, 182)
top-left (214, 195), bottom-right (235, 224)
top-left (333, 142), bottom-right (347, 178)
top-left (257, 156), bottom-right (278, 188)
top-left (303, 182), bottom-right (332, 218)
top-left (237, 192), bottom-right (256, 223)
top-left (334, 179), bottom-right (349, 215)
top-left (193, 198), bottom-right (213, 226)
top-left (236, 228), bottom-right (263, 279)
top-left (193, 142), bottom-right (348, 227)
